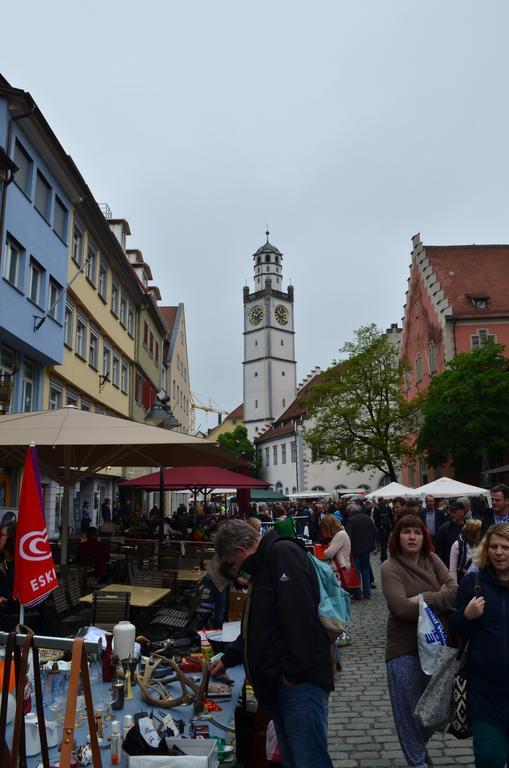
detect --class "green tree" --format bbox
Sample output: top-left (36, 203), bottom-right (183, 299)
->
top-left (217, 424), bottom-right (257, 466)
top-left (417, 342), bottom-right (509, 474)
top-left (304, 324), bottom-right (415, 482)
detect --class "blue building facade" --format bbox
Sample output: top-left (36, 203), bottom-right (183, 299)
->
top-left (0, 79), bottom-right (80, 415)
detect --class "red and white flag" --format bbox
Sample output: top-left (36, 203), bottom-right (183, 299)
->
top-left (13, 444), bottom-right (57, 608)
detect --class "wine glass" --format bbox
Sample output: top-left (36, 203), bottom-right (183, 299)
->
top-left (75, 695), bottom-right (86, 727)
top-left (104, 690), bottom-right (114, 721)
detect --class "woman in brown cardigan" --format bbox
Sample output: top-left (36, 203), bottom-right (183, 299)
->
top-left (381, 514), bottom-right (457, 768)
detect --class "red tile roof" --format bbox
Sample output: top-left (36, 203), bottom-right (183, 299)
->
top-left (255, 373), bottom-right (325, 444)
top-left (159, 306), bottom-right (178, 334)
top-left (228, 404), bottom-right (243, 420)
top-left (425, 244), bottom-right (509, 316)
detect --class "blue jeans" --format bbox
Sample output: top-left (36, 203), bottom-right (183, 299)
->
top-left (354, 552), bottom-right (371, 597)
top-left (266, 681), bottom-right (333, 768)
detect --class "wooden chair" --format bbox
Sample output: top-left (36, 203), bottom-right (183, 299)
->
top-left (91, 590), bottom-right (131, 632)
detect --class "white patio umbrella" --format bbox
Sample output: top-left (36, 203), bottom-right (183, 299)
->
top-left (0, 407), bottom-right (245, 562)
top-left (412, 476), bottom-right (491, 501)
top-left (366, 481), bottom-right (416, 499)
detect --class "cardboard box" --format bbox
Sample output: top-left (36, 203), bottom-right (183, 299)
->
top-left (128, 738), bottom-right (218, 768)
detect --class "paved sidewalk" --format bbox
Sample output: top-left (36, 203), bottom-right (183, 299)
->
top-left (328, 559), bottom-right (475, 768)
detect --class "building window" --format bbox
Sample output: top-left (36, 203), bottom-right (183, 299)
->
top-left (143, 321), bottom-right (149, 347)
top-left (111, 281), bottom-right (119, 316)
top-left (155, 342), bottom-right (159, 364)
top-left (471, 328), bottom-right (496, 349)
top-left (127, 305), bottom-right (134, 337)
top-left (98, 260), bottom-right (108, 299)
top-left (3, 237), bottom-right (23, 288)
top-left (282, 398), bottom-right (286, 407)
top-left (53, 197), bottom-right (68, 241)
top-left (81, 396), bottom-right (91, 411)
top-left (265, 447), bottom-right (270, 467)
top-left (428, 341), bottom-right (437, 374)
top-left (48, 278), bottom-right (62, 321)
top-left (121, 359), bottom-right (128, 394)
top-left (48, 378), bottom-right (63, 410)
top-left (86, 241), bottom-right (97, 284)
top-left (403, 369), bottom-right (410, 391)
top-left (135, 372), bottom-right (143, 404)
top-left (89, 328), bottom-right (99, 369)
top-left (415, 354), bottom-right (422, 383)
top-left (34, 171), bottom-right (52, 220)
top-left (282, 371), bottom-right (285, 377)
top-left (64, 304), bottom-right (74, 347)
top-left (112, 353), bottom-right (120, 387)
top-left (13, 140), bottom-right (32, 196)
top-left (76, 316), bottom-right (87, 358)
top-left (72, 219), bottom-right (84, 266)
top-left (67, 388), bottom-right (79, 408)
top-left (119, 295), bottom-right (127, 327)
top-left (172, 379), bottom-right (176, 398)
top-left (103, 342), bottom-right (111, 378)
top-left (273, 445), bottom-right (278, 465)
top-left (22, 359), bottom-right (36, 412)
top-left (29, 258), bottom-right (44, 305)
top-left (281, 443), bottom-right (287, 464)
top-left (149, 331), bottom-right (154, 356)
top-left (290, 441), bottom-right (297, 463)
top-left (255, 399), bottom-right (258, 408)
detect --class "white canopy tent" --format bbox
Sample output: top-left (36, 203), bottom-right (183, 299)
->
top-left (411, 476), bottom-right (492, 503)
top-left (366, 482), bottom-right (415, 500)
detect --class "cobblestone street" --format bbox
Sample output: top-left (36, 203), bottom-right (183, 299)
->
top-left (328, 559), bottom-right (475, 768)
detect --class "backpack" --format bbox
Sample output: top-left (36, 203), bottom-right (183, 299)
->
top-left (268, 533), bottom-right (350, 640)
top-left (307, 553), bottom-right (351, 639)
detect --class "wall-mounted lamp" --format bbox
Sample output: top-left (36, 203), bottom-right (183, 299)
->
top-left (99, 371), bottom-right (110, 390)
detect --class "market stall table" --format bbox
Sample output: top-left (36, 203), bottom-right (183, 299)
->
top-left (80, 584), bottom-right (171, 608)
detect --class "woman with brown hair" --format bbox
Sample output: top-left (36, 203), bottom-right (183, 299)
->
top-left (450, 523), bottom-right (509, 768)
top-left (381, 514), bottom-right (457, 768)
top-left (322, 514), bottom-right (351, 569)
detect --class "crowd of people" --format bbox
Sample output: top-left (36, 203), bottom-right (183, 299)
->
top-left (1, 484), bottom-right (509, 767)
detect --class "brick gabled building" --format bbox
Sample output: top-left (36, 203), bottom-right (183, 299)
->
top-left (401, 232), bottom-right (509, 485)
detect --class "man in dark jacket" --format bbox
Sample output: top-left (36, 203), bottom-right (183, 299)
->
top-left (435, 501), bottom-right (467, 567)
top-left (373, 498), bottom-right (393, 562)
top-left (210, 520), bottom-right (334, 768)
top-left (420, 495), bottom-right (447, 545)
top-left (481, 483), bottom-right (509, 537)
top-left (345, 503), bottom-right (376, 599)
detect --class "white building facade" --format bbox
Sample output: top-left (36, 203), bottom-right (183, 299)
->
top-left (243, 233), bottom-right (297, 440)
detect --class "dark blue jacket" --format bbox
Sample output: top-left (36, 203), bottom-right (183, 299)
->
top-left (450, 567), bottom-right (509, 729)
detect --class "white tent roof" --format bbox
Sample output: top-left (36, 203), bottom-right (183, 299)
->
top-left (412, 476), bottom-right (491, 499)
top-left (366, 482), bottom-right (415, 499)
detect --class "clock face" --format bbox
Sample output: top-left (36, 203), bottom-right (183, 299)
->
top-left (249, 305), bottom-right (264, 325)
top-left (274, 304), bottom-right (288, 325)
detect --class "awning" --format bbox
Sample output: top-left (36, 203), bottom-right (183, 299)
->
top-left (118, 466), bottom-right (271, 491)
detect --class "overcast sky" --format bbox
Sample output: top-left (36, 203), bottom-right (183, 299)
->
top-left (3, 1), bottom-right (509, 431)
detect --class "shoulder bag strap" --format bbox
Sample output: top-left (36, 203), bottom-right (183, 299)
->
top-left (80, 645), bottom-right (102, 768)
top-left (60, 638), bottom-right (83, 768)
top-left (11, 634), bottom-right (32, 768)
top-left (31, 642), bottom-right (49, 768)
top-left (0, 632), bottom-right (16, 764)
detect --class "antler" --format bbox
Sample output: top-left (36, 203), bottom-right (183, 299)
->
top-left (137, 653), bottom-right (208, 710)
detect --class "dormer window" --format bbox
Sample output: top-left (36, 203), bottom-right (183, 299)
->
top-left (468, 294), bottom-right (489, 309)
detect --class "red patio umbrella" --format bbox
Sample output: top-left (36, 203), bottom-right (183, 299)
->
top-left (118, 466), bottom-right (270, 522)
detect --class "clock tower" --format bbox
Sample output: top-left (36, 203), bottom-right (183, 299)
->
top-left (243, 232), bottom-right (297, 440)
